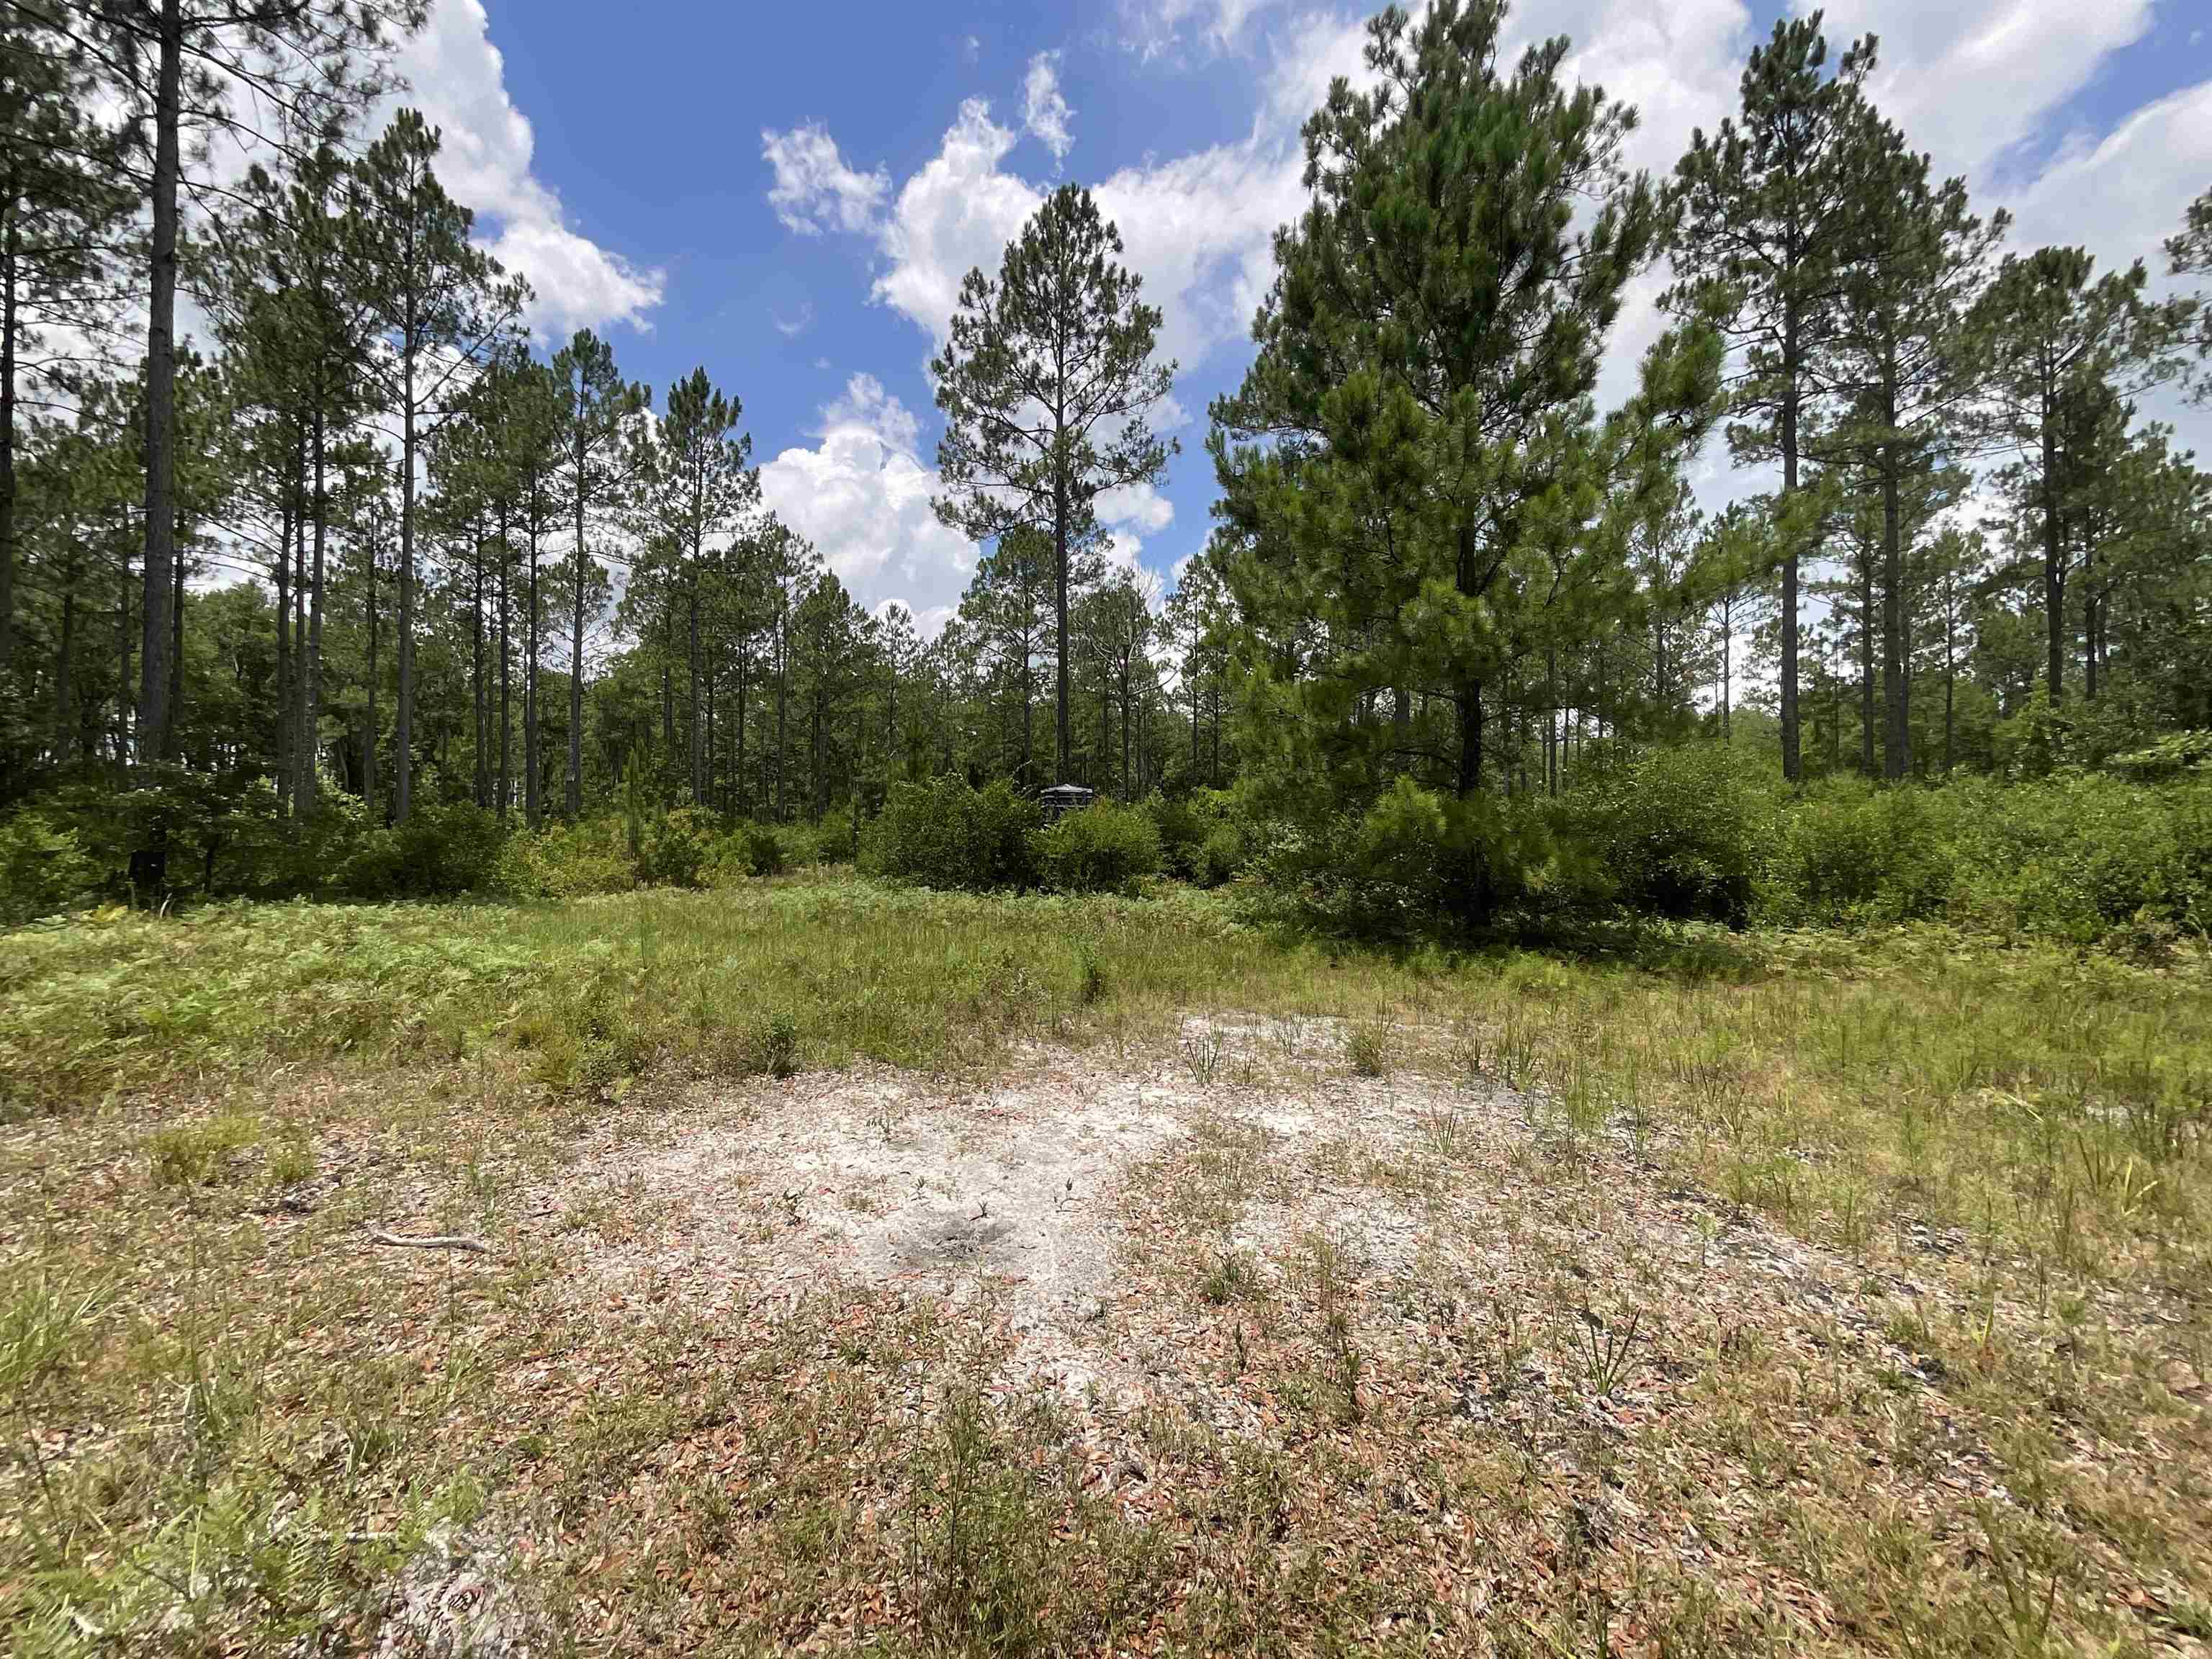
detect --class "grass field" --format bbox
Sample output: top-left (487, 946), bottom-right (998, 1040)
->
top-left (2, 877), bottom-right (2207, 1655)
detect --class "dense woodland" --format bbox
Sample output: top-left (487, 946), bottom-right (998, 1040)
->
top-left (1, 0), bottom-right (2209, 928)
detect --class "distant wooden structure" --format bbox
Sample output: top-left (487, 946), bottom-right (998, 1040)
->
top-left (1039, 783), bottom-right (1095, 822)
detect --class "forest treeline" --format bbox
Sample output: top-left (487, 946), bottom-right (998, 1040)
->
top-left (1, 1), bottom-right (2208, 938)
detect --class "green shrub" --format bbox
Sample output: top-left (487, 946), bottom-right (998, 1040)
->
top-left (1259, 778), bottom-right (1547, 940)
top-left (1195, 822), bottom-right (1247, 888)
top-left (866, 776), bottom-right (1039, 891)
top-left (771, 822), bottom-right (822, 869)
top-left (335, 799), bottom-right (503, 899)
top-left (499, 818), bottom-right (637, 897)
top-left (811, 812), bottom-right (858, 865)
top-left (1032, 800), bottom-right (1162, 895)
top-left (1568, 744), bottom-right (1770, 925)
top-left (1946, 773), bottom-right (2212, 941)
top-left (701, 822), bottom-right (784, 887)
top-left (1756, 779), bottom-right (1958, 927)
top-left (636, 806), bottom-right (716, 889)
top-left (0, 812), bottom-right (102, 926)
top-left (1146, 790), bottom-right (1247, 886)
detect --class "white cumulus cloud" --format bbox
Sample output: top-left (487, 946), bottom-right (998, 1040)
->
top-left (758, 376), bottom-right (973, 634)
top-left (396, 0), bottom-right (664, 338)
top-left (761, 125), bottom-right (891, 236)
top-left (1023, 53), bottom-right (1076, 164)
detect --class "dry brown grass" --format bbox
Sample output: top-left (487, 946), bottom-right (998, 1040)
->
top-left (1, 882), bottom-right (2206, 1655)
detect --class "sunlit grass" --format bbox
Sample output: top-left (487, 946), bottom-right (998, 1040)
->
top-left (1, 876), bottom-right (2206, 1653)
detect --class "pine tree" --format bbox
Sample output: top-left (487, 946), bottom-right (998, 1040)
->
top-left (1819, 104), bottom-right (2002, 778)
top-left (352, 107), bottom-right (521, 822)
top-left (634, 368), bottom-right (758, 807)
top-left (1210, 0), bottom-right (1719, 917)
top-left (1669, 11), bottom-right (1872, 784)
top-left (551, 328), bottom-right (649, 818)
top-left (931, 184), bottom-right (1177, 785)
top-left (1966, 247), bottom-right (2190, 703)
top-left (0, 6), bottom-right (131, 710)
top-left (78, 0), bottom-right (420, 806)
top-left (2168, 185), bottom-right (2212, 399)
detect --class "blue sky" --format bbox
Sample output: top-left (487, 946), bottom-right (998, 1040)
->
top-left (395, 0), bottom-right (2212, 631)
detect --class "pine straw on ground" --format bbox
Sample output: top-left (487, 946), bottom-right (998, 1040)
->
top-left (5, 1028), bottom-right (2199, 1655)
top-left (2, 897), bottom-right (2207, 1657)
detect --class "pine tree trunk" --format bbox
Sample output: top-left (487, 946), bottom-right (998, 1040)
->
top-left (364, 537), bottom-right (379, 822)
top-left (2041, 385), bottom-right (2065, 704)
top-left (1858, 557), bottom-right (1875, 779)
top-left (55, 567), bottom-right (74, 762)
top-left (688, 575), bottom-right (702, 806)
top-left (274, 451), bottom-right (295, 809)
top-left (526, 514), bottom-right (541, 827)
top-left (397, 371), bottom-right (418, 823)
top-left (135, 0), bottom-right (184, 791)
top-left (568, 466), bottom-right (585, 818)
top-left (472, 519), bottom-right (487, 807)
top-left (1880, 441), bottom-right (1910, 781)
top-left (1053, 472), bottom-right (1071, 783)
top-left (1, 177), bottom-right (19, 689)
top-left (1943, 580), bottom-right (1957, 776)
top-left (2082, 544), bottom-right (2100, 703)
top-left (290, 459), bottom-right (307, 806)
top-left (1779, 295), bottom-right (1803, 786)
top-left (498, 521), bottom-right (511, 822)
top-left (734, 637), bottom-right (748, 816)
top-left (300, 411), bottom-right (326, 817)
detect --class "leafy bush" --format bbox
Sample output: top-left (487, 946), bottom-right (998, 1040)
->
top-left (701, 822), bottom-right (783, 886)
top-left (866, 776), bottom-right (1039, 891)
top-left (499, 818), bottom-right (637, 897)
top-left (1147, 789), bottom-right (1248, 887)
top-left (1258, 778), bottom-right (1549, 940)
top-left (1756, 778), bottom-right (1957, 927)
top-left (741, 824), bottom-right (786, 876)
top-left (1568, 743), bottom-right (1769, 925)
top-left (636, 806), bottom-right (716, 889)
top-left (811, 812), bottom-right (858, 865)
top-left (1945, 773), bottom-right (2212, 941)
top-left (1195, 822), bottom-right (1248, 888)
top-left (334, 799), bottom-right (504, 899)
top-left (0, 812), bottom-right (102, 927)
top-left (1750, 771), bottom-right (2212, 942)
top-left (1032, 800), bottom-right (1162, 895)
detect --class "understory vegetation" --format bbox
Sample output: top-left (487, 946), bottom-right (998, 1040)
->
top-left (6, 752), bottom-right (2208, 951)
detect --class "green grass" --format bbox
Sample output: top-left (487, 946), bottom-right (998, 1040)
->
top-left (1, 876), bottom-right (2206, 1655)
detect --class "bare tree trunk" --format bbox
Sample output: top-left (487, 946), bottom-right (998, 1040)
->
top-left (688, 574), bottom-right (702, 806)
top-left (364, 534), bottom-right (380, 822)
top-left (2041, 400), bottom-right (2064, 705)
top-left (497, 518), bottom-right (511, 822)
top-left (1880, 444), bottom-right (1910, 781)
top-left (734, 635), bottom-right (749, 817)
top-left (0, 171), bottom-right (17, 686)
top-left (472, 518), bottom-right (487, 807)
top-left (274, 446), bottom-right (295, 809)
top-left (1053, 467), bottom-right (1070, 783)
top-left (1858, 536), bottom-right (1876, 777)
top-left (135, 0), bottom-right (184, 783)
top-left (568, 473), bottom-right (585, 817)
top-left (525, 513), bottom-right (540, 827)
top-left (774, 601), bottom-right (788, 821)
top-left (300, 411), bottom-right (327, 816)
top-left (1779, 292), bottom-right (1803, 784)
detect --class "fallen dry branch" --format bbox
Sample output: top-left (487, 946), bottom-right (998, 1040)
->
top-left (368, 1228), bottom-right (490, 1255)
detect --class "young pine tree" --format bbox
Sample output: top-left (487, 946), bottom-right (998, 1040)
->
top-left (1668, 12), bottom-right (1873, 785)
top-left (931, 185), bottom-right (1177, 786)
